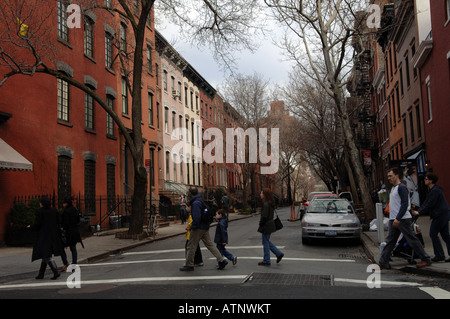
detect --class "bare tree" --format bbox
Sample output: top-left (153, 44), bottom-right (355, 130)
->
top-left (220, 72), bottom-right (272, 207)
top-left (0, 0), bottom-right (267, 235)
top-left (265, 0), bottom-right (376, 219)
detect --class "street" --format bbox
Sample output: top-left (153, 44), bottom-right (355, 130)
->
top-left (1, 207), bottom-right (450, 302)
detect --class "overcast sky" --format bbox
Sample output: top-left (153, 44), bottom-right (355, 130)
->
top-left (155, 17), bottom-right (294, 94)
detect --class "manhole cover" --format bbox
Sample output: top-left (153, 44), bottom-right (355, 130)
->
top-left (243, 273), bottom-right (333, 286)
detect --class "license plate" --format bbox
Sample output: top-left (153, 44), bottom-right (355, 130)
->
top-left (325, 230), bottom-right (337, 237)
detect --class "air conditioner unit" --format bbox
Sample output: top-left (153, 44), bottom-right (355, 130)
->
top-left (172, 90), bottom-right (180, 97)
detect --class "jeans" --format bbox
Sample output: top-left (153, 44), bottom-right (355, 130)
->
top-left (216, 243), bottom-right (234, 261)
top-left (379, 219), bottom-right (430, 266)
top-left (262, 233), bottom-right (283, 264)
top-left (430, 215), bottom-right (450, 259)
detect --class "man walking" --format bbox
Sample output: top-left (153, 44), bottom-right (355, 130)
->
top-left (379, 167), bottom-right (432, 269)
top-left (413, 173), bottom-right (450, 262)
top-left (180, 187), bottom-right (228, 271)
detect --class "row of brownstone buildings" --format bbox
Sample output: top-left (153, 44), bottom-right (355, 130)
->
top-left (348, 0), bottom-right (450, 206)
top-left (0, 1), bottom-right (276, 243)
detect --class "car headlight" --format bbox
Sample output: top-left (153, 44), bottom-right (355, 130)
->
top-left (302, 222), bottom-right (321, 227)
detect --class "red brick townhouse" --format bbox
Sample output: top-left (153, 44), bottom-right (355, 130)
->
top-left (0, 0), bottom-right (158, 242)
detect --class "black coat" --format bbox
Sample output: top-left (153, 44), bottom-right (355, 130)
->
top-left (31, 207), bottom-right (63, 262)
top-left (61, 205), bottom-right (83, 247)
top-left (258, 202), bottom-right (276, 235)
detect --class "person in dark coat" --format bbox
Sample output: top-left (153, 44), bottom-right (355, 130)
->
top-left (60, 196), bottom-right (83, 271)
top-left (258, 188), bottom-right (284, 266)
top-left (413, 173), bottom-right (450, 262)
top-left (214, 209), bottom-right (237, 265)
top-left (28, 196), bottom-right (63, 280)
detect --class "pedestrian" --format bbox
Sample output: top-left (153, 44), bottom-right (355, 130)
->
top-left (60, 196), bottom-right (84, 271)
top-left (185, 206), bottom-right (203, 266)
top-left (258, 188), bottom-right (284, 266)
top-left (180, 187), bottom-right (228, 271)
top-left (412, 173), bottom-right (450, 262)
top-left (27, 196), bottom-right (63, 280)
top-left (379, 167), bottom-right (432, 269)
top-left (214, 209), bottom-right (237, 266)
top-left (180, 194), bottom-right (187, 224)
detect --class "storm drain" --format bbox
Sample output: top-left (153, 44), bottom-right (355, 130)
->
top-left (243, 272), bottom-right (334, 287)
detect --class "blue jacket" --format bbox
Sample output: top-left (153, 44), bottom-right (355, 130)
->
top-left (214, 218), bottom-right (229, 244)
top-left (419, 185), bottom-right (450, 220)
top-left (189, 194), bottom-right (209, 230)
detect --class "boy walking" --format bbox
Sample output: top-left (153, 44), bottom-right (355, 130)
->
top-left (214, 209), bottom-right (237, 266)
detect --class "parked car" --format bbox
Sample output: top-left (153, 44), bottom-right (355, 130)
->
top-left (300, 192), bottom-right (338, 220)
top-left (301, 198), bottom-right (361, 245)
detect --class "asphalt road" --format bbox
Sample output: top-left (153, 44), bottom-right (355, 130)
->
top-left (1, 206), bottom-right (450, 303)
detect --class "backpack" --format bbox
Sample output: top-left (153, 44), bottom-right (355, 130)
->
top-left (199, 198), bottom-right (216, 224)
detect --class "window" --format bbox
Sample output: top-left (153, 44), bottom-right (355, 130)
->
top-left (84, 18), bottom-right (94, 58)
top-left (57, 78), bottom-right (70, 122)
top-left (57, 0), bottom-right (69, 42)
top-left (179, 115), bottom-right (183, 139)
top-left (173, 154), bottom-right (177, 182)
top-left (164, 106), bottom-right (169, 133)
top-left (85, 92), bottom-right (95, 130)
top-left (106, 95), bottom-right (114, 136)
top-left (57, 155), bottom-right (71, 207)
top-left (405, 54), bottom-right (411, 87)
top-left (105, 0), bottom-right (112, 8)
top-left (148, 92), bottom-right (154, 126)
top-left (105, 32), bottom-right (114, 69)
top-left (120, 23), bottom-right (127, 53)
top-left (147, 46), bottom-right (152, 73)
top-left (399, 66), bottom-right (404, 95)
top-left (163, 70), bottom-right (168, 91)
top-left (121, 77), bottom-right (128, 115)
top-left (172, 111), bottom-right (176, 132)
top-left (84, 160), bottom-right (96, 216)
top-left (149, 149), bottom-right (155, 187)
top-left (106, 163), bottom-right (116, 212)
top-left (165, 151), bottom-right (170, 180)
top-left (403, 118), bottom-right (408, 147)
top-left (446, 0), bottom-right (450, 23)
top-left (426, 76), bottom-right (433, 122)
top-left (409, 111), bottom-right (415, 143)
top-left (411, 43), bottom-right (417, 78)
top-left (416, 104), bottom-right (422, 139)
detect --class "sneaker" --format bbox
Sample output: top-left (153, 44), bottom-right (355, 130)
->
top-left (217, 259), bottom-right (228, 270)
top-left (232, 256), bottom-right (238, 265)
top-left (179, 266), bottom-right (194, 271)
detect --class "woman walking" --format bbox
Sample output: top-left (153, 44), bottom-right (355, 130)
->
top-left (258, 188), bottom-right (284, 266)
top-left (60, 196), bottom-right (83, 271)
top-left (28, 196), bottom-right (63, 280)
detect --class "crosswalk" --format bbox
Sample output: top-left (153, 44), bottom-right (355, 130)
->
top-left (1, 245), bottom-right (450, 299)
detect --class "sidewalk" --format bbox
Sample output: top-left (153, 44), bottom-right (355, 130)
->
top-left (361, 216), bottom-right (450, 278)
top-left (0, 212), bottom-right (255, 282)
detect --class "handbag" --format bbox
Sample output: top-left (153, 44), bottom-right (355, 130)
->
top-left (274, 211), bottom-right (283, 231)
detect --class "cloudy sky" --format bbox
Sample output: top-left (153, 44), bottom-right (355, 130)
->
top-left (155, 16), bottom-right (294, 93)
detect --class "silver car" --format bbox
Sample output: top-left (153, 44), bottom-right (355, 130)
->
top-left (301, 198), bottom-right (361, 244)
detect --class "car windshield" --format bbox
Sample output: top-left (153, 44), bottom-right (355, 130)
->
top-left (308, 200), bottom-right (353, 214)
top-left (307, 192), bottom-right (331, 201)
